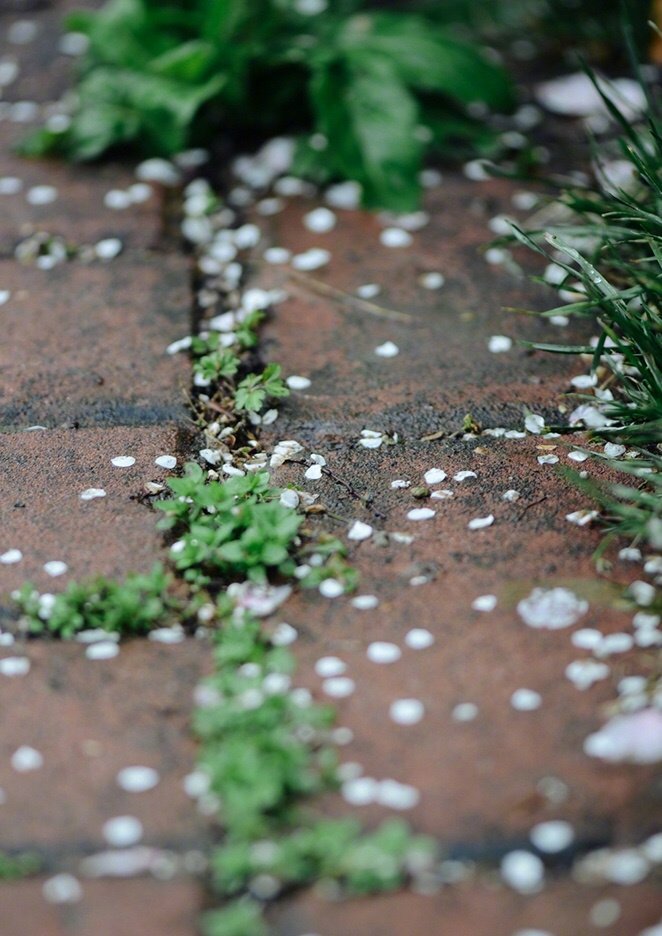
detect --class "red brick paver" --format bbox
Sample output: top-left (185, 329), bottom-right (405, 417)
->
top-left (0, 877), bottom-right (201, 936)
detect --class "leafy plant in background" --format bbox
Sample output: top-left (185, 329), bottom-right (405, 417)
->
top-left (23, 0), bottom-right (514, 210)
top-left (510, 67), bottom-right (662, 549)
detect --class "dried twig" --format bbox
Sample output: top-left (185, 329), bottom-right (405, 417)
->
top-left (288, 269), bottom-right (412, 323)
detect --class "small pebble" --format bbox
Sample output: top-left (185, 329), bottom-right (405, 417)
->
top-left (511, 688), bottom-right (542, 711)
top-left (405, 628), bottom-right (434, 650)
top-left (116, 766), bottom-right (160, 793)
top-left (155, 455), bottom-right (177, 469)
top-left (374, 341), bottom-right (399, 358)
top-left (389, 698), bottom-right (425, 725)
top-left (11, 746), bottom-right (43, 772)
top-left (111, 456), bottom-right (135, 467)
top-left (102, 815), bottom-right (144, 847)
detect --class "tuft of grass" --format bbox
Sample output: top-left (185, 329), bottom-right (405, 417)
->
top-left (564, 454), bottom-right (662, 552)
top-left (21, 0), bottom-right (514, 211)
top-left (510, 65), bottom-right (661, 549)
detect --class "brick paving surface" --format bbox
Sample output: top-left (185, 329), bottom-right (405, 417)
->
top-left (0, 3), bottom-right (207, 929)
top-left (0, 2), bottom-right (660, 935)
top-left (0, 878), bottom-right (201, 936)
top-left (270, 882), bottom-right (661, 936)
top-left (0, 640), bottom-right (209, 856)
top-left (0, 257), bottom-right (190, 428)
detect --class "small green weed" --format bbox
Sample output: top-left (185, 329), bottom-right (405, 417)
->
top-left (156, 467), bottom-right (302, 586)
top-left (234, 364), bottom-right (289, 415)
top-left (565, 454), bottom-right (662, 552)
top-left (12, 564), bottom-right (180, 638)
top-left (509, 66), bottom-right (662, 549)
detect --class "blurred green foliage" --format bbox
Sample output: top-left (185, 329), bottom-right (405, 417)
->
top-left (23, 0), bottom-right (515, 210)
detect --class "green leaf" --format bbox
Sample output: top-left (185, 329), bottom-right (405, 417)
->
top-left (310, 52), bottom-right (422, 211)
top-left (340, 13), bottom-right (515, 112)
top-left (201, 899), bottom-right (267, 936)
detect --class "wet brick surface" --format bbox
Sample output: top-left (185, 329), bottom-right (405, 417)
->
top-left (0, 2), bottom-right (659, 932)
top-left (248, 186), bottom-right (662, 930)
top-left (0, 639), bottom-right (210, 856)
top-left (0, 877), bottom-right (202, 936)
top-left (0, 256), bottom-right (191, 429)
